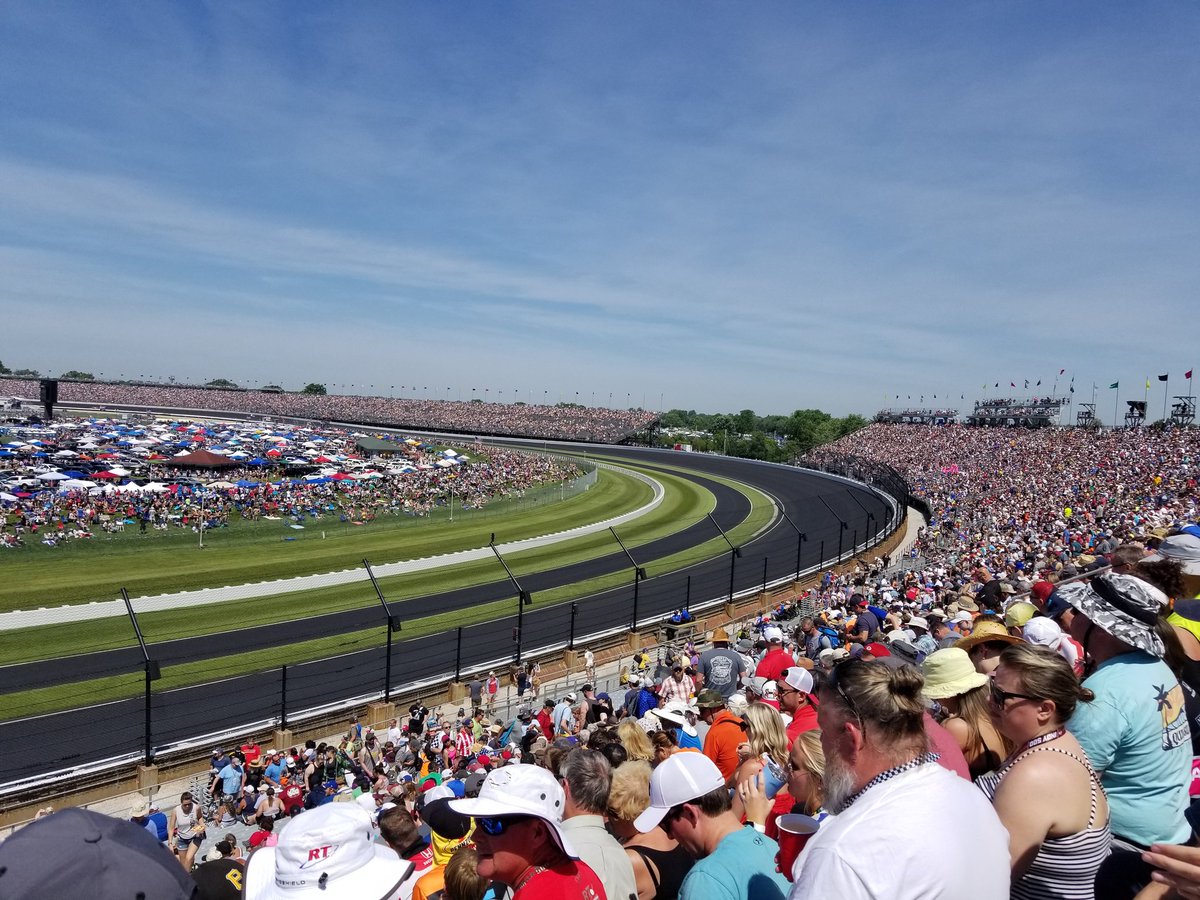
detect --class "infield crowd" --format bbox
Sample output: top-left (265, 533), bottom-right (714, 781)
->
top-left (4, 422), bottom-right (1200, 900)
top-left (0, 416), bottom-right (579, 548)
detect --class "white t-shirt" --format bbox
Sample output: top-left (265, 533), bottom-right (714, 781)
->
top-left (789, 762), bottom-right (1010, 900)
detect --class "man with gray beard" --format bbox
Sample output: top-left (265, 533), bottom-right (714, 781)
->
top-left (788, 659), bottom-right (1009, 900)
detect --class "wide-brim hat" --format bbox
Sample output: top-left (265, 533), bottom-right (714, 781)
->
top-left (920, 648), bottom-right (988, 700)
top-left (956, 620), bottom-right (1024, 654)
top-left (1058, 573), bottom-right (1168, 657)
top-left (243, 803), bottom-right (414, 900)
top-left (653, 701), bottom-right (699, 736)
top-left (448, 764), bottom-right (577, 859)
top-left (1146, 533), bottom-right (1200, 576)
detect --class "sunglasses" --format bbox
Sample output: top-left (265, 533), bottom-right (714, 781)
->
top-left (477, 816), bottom-right (528, 836)
top-left (988, 681), bottom-right (1040, 708)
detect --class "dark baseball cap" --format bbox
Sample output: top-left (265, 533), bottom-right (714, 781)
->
top-left (0, 808), bottom-right (197, 899)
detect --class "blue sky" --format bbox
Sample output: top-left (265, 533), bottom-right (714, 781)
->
top-left (1, 2), bottom-right (1197, 418)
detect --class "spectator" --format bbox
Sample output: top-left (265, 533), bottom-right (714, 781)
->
top-left (793, 658), bottom-right (1009, 898)
top-left (977, 643), bottom-right (1111, 897)
top-left (169, 790), bottom-right (207, 871)
top-left (444, 847), bottom-right (489, 900)
top-left (560, 748), bottom-right (639, 900)
top-left (634, 752), bottom-right (789, 900)
top-left (449, 764), bottom-right (605, 899)
top-left (699, 627), bottom-right (747, 698)
top-left (697, 690), bottom-right (746, 782)
top-left (957, 620), bottom-right (1024, 676)
top-left (244, 802), bottom-right (412, 898)
top-left (1060, 573), bottom-right (1193, 896)
top-left (607, 760), bottom-right (694, 900)
top-left (754, 627), bottom-right (795, 681)
top-left (775, 666), bottom-right (818, 745)
top-left (730, 702), bottom-right (792, 838)
top-left (921, 648), bottom-right (1009, 780)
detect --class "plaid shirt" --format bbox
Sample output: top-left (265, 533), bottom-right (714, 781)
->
top-left (657, 675), bottom-right (694, 706)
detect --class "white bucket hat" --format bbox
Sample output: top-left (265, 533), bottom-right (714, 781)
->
top-left (244, 803), bottom-right (413, 899)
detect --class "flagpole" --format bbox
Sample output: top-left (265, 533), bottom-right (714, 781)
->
top-left (1164, 376), bottom-right (1170, 424)
top-left (1114, 385), bottom-right (1119, 431)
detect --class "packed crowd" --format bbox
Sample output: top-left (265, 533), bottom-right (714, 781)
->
top-left (2, 378), bottom-right (659, 443)
top-left (6, 423), bottom-right (1200, 900)
top-left (0, 416), bottom-right (579, 548)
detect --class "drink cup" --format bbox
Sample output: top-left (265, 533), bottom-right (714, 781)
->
top-left (775, 813), bottom-right (820, 881)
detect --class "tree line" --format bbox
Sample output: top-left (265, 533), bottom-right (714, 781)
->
top-left (655, 407), bottom-right (868, 460)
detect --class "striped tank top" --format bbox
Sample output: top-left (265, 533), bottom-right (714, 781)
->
top-left (977, 745), bottom-right (1112, 900)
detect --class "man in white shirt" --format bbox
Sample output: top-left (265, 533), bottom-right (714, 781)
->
top-left (790, 658), bottom-right (1009, 899)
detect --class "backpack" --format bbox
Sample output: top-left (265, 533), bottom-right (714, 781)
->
top-left (816, 625), bottom-right (842, 650)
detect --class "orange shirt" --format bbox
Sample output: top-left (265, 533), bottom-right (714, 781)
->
top-left (702, 709), bottom-right (746, 781)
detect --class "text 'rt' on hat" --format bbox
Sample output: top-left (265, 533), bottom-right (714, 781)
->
top-left (244, 802), bottom-right (413, 900)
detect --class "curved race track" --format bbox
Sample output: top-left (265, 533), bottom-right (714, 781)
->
top-left (1, 444), bottom-right (893, 783)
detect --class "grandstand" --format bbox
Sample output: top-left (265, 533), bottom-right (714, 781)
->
top-left (0, 377), bottom-right (659, 444)
top-left (874, 407), bottom-right (959, 425)
top-left (964, 396), bottom-right (1067, 428)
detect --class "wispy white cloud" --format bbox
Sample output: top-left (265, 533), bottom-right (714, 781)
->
top-left (0, 2), bottom-right (1197, 414)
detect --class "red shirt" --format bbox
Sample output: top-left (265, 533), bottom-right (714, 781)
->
top-left (785, 703), bottom-right (818, 747)
top-left (755, 648), bottom-right (796, 682)
top-left (514, 860), bottom-right (606, 900)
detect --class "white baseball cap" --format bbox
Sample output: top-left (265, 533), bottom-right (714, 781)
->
top-left (448, 764), bottom-right (578, 858)
top-left (763, 626), bottom-right (785, 643)
top-left (780, 666), bottom-right (814, 695)
top-left (634, 753), bottom-right (726, 833)
top-left (244, 803), bottom-right (413, 899)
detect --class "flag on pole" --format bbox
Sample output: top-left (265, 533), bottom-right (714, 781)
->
top-left (1024, 380), bottom-right (1029, 389)
top-left (1187, 370), bottom-right (1194, 380)
top-left (1146, 378), bottom-right (1151, 390)
top-left (1010, 382), bottom-right (1016, 388)
top-left (1059, 368), bottom-right (1066, 375)
top-left (1069, 384), bottom-right (1075, 393)
top-left (1109, 382), bottom-right (1119, 389)
top-left (1036, 380), bottom-right (1041, 386)
top-left (1159, 374), bottom-right (1169, 382)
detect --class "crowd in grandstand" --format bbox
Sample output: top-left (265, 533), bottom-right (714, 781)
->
top-left (5, 419), bottom-right (1200, 899)
top-left (0, 417), bottom-right (579, 547)
top-left (2, 378), bottom-right (659, 442)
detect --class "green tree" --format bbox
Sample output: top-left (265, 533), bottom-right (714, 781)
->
top-left (60, 370), bottom-right (94, 380)
top-left (0, 360), bottom-right (10, 375)
top-left (206, 378), bottom-right (239, 389)
top-left (734, 408), bottom-right (756, 435)
top-left (301, 383), bottom-right (327, 395)
top-left (11, 368), bottom-right (40, 378)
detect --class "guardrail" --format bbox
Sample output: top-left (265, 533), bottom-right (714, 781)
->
top-left (1, 455), bottom-right (903, 808)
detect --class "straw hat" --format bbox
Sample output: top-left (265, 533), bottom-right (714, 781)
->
top-left (920, 648), bottom-right (988, 700)
top-left (956, 620), bottom-right (1024, 654)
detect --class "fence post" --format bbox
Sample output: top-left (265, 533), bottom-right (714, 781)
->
top-left (569, 602), bottom-right (578, 650)
top-left (762, 556), bottom-right (768, 593)
top-left (455, 627), bottom-right (463, 683)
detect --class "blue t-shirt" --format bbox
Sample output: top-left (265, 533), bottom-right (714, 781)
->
top-left (218, 763), bottom-right (244, 796)
top-left (263, 762), bottom-right (283, 784)
top-left (679, 825), bottom-right (789, 900)
top-left (1068, 651), bottom-right (1192, 845)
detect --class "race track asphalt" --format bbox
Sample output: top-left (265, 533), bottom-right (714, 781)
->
top-left (1, 445), bottom-right (895, 782)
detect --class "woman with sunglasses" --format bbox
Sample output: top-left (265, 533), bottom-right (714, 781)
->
top-left (978, 643), bottom-right (1110, 899)
top-left (921, 648), bottom-right (1010, 780)
top-left (730, 702), bottom-right (792, 836)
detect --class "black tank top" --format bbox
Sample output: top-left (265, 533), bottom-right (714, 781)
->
top-left (629, 843), bottom-right (695, 900)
